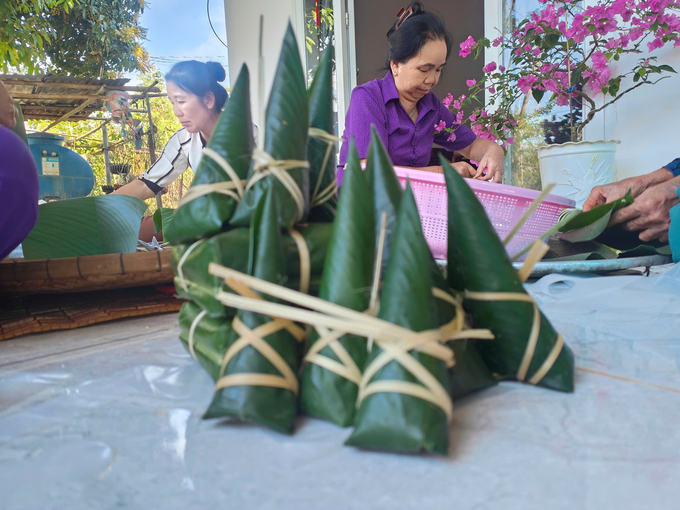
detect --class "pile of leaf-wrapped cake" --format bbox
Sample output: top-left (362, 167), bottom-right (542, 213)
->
top-left (167, 26), bottom-right (575, 455)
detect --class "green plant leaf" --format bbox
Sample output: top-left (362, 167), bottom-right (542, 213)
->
top-left (556, 189), bottom-right (634, 242)
top-left (152, 207), bottom-right (175, 234)
top-left (204, 188), bottom-right (300, 434)
top-left (300, 143), bottom-right (374, 427)
top-left (231, 24), bottom-right (309, 228)
top-left (307, 47), bottom-right (338, 222)
top-left (22, 195), bottom-right (147, 260)
top-left (442, 156), bottom-right (574, 392)
top-left (164, 64), bottom-right (254, 245)
top-left (532, 89), bottom-right (545, 104)
top-left (346, 185), bottom-right (450, 455)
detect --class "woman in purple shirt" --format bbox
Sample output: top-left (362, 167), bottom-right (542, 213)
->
top-left (338, 2), bottom-right (505, 184)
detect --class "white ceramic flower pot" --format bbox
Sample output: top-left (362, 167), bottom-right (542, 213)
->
top-left (536, 140), bottom-right (620, 209)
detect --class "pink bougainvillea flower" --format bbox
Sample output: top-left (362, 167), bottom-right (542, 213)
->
top-left (442, 92), bottom-right (454, 108)
top-left (483, 61), bottom-right (497, 74)
top-left (492, 36), bottom-right (503, 47)
top-left (447, 131), bottom-right (457, 142)
top-left (540, 63), bottom-right (553, 73)
top-left (499, 65), bottom-right (506, 72)
top-left (469, 113), bottom-right (477, 122)
top-left (452, 100), bottom-right (461, 110)
top-left (455, 111), bottom-right (465, 124)
top-left (466, 79), bottom-right (477, 87)
top-left (648, 37), bottom-right (664, 51)
top-left (517, 75), bottom-right (538, 94)
top-left (434, 120), bottom-right (446, 133)
top-left (489, 85), bottom-right (496, 94)
top-left (459, 35), bottom-right (476, 58)
top-left (542, 79), bottom-right (558, 92)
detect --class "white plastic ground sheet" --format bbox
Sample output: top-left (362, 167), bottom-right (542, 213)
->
top-left (1, 266), bottom-right (680, 510)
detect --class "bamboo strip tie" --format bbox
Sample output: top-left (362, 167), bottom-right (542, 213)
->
top-left (187, 309), bottom-right (208, 362)
top-left (287, 228), bottom-right (311, 295)
top-left (303, 213), bottom-right (388, 386)
top-left (178, 147), bottom-right (248, 207)
top-left (247, 149), bottom-right (309, 223)
top-left (214, 278), bottom-right (307, 396)
top-left (209, 264), bottom-right (493, 422)
top-left (308, 127), bottom-right (341, 207)
top-left (176, 239), bottom-right (207, 293)
top-left (464, 241), bottom-right (564, 385)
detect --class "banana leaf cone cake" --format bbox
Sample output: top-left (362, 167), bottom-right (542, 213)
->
top-left (307, 48), bottom-right (339, 223)
top-left (164, 65), bottom-right (254, 245)
top-left (203, 189), bottom-right (305, 433)
top-left (300, 143), bottom-right (374, 427)
top-left (172, 224), bottom-right (332, 318)
top-left (441, 156), bottom-right (574, 392)
top-left (365, 129), bottom-right (497, 399)
top-left (346, 186), bottom-right (452, 454)
top-left (179, 301), bottom-right (233, 382)
top-left (230, 24), bottom-right (310, 229)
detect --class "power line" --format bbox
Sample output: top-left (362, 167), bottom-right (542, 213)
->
top-left (207, 0), bottom-right (228, 49)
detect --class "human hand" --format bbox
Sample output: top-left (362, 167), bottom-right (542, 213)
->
top-left (609, 177), bottom-right (680, 242)
top-left (452, 160), bottom-right (477, 178)
top-left (582, 176), bottom-right (647, 211)
top-left (473, 144), bottom-right (504, 183)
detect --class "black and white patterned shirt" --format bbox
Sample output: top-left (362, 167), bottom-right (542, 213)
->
top-left (139, 128), bottom-right (205, 193)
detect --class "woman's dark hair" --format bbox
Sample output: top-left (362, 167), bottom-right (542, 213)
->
top-left (385, 2), bottom-right (452, 68)
top-left (165, 60), bottom-right (228, 113)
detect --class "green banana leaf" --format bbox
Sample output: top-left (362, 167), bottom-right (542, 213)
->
top-left (153, 207), bottom-right (175, 234)
top-left (346, 186), bottom-right (450, 455)
top-left (172, 223), bottom-right (331, 317)
top-left (365, 125), bottom-right (402, 269)
top-left (365, 129), bottom-right (495, 398)
top-left (556, 190), bottom-right (634, 242)
top-left (179, 301), bottom-right (233, 382)
top-left (164, 64), bottom-right (254, 245)
top-left (300, 143), bottom-right (374, 427)
top-left (442, 156), bottom-right (574, 392)
top-left (428, 260), bottom-right (498, 400)
top-left (12, 101), bottom-right (29, 146)
top-left (545, 223), bottom-right (671, 261)
top-left (307, 48), bottom-right (338, 223)
top-left (22, 195), bottom-right (147, 260)
top-left (203, 189), bottom-right (301, 434)
top-left (230, 24), bottom-right (309, 228)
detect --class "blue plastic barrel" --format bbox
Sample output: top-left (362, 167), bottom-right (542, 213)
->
top-left (27, 133), bottom-right (95, 200)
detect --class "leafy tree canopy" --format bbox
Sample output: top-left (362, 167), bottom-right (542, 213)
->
top-left (1, 0), bottom-right (150, 77)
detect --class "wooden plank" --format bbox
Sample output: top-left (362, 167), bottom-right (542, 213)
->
top-left (40, 96), bottom-right (100, 133)
top-left (1, 79), bottom-right (160, 93)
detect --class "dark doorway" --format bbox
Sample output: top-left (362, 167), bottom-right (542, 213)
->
top-left (352, 0), bottom-right (485, 104)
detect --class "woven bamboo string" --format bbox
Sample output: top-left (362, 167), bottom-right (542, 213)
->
top-left (176, 239), bottom-right (207, 293)
top-left (303, 213), bottom-right (387, 386)
top-left (187, 309), bottom-right (208, 362)
top-left (178, 147), bottom-right (248, 207)
top-left (214, 278), bottom-right (307, 395)
top-left (308, 127), bottom-right (341, 207)
top-left (246, 149), bottom-right (309, 223)
top-left (209, 265), bottom-right (493, 422)
top-left (464, 241), bottom-right (564, 385)
top-left (287, 228), bottom-right (311, 294)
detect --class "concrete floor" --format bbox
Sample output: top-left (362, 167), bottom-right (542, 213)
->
top-left (1, 268), bottom-right (679, 510)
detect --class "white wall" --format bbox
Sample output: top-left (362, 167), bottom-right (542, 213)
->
top-left (223, 0), bottom-right (305, 138)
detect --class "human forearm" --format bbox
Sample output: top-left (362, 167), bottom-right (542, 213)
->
top-left (112, 179), bottom-right (155, 201)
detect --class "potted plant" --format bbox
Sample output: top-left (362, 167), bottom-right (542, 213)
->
top-left (439, 0), bottom-right (680, 207)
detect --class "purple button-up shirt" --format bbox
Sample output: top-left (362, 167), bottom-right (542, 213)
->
top-left (338, 72), bottom-right (477, 184)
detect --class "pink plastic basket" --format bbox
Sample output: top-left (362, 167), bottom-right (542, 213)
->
top-left (393, 167), bottom-right (575, 260)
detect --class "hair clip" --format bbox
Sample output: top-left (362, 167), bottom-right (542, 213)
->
top-left (395, 6), bottom-right (414, 30)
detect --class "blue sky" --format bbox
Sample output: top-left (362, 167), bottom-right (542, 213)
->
top-left (129, 0), bottom-right (230, 84)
